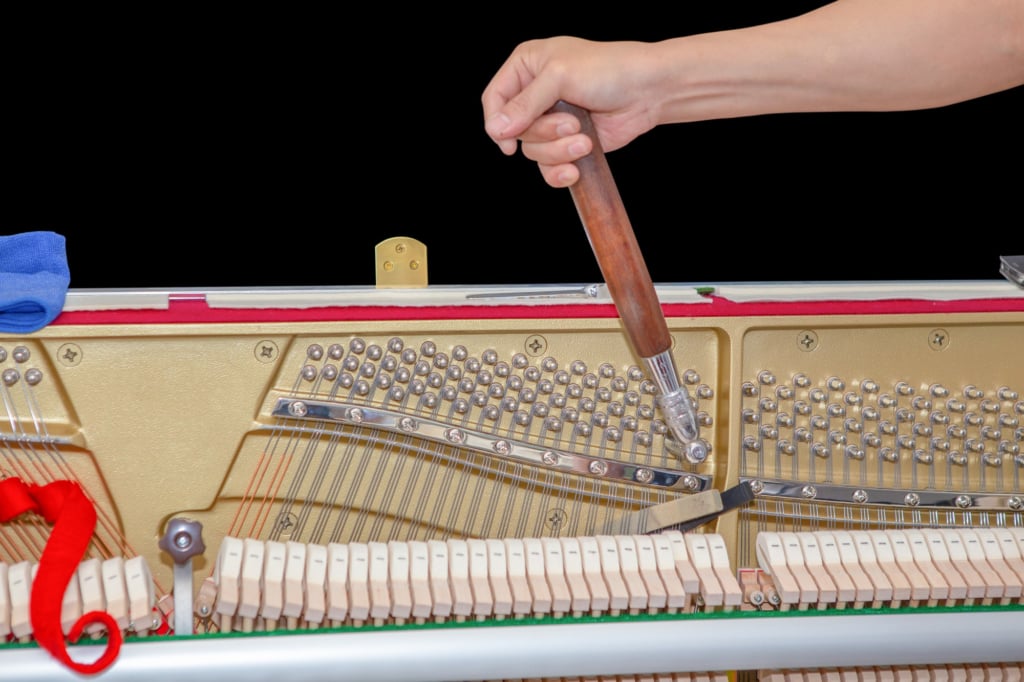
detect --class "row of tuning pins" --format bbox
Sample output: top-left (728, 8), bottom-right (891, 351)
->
top-left (292, 338), bottom-right (714, 455)
top-left (742, 371), bottom-right (1024, 488)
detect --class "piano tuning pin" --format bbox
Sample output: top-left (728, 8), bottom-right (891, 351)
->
top-left (912, 396), bottom-right (932, 410)
top-left (992, 385), bottom-right (1015, 400)
top-left (843, 444), bottom-right (868, 458)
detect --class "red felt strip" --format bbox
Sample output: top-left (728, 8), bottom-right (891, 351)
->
top-left (0, 477), bottom-right (122, 675)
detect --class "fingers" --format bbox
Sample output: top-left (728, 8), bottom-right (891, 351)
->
top-left (481, 38), bottom-right (600, 187)
top-left (482, 40), bottom-right (568, 149)
top-left (520, 113), bottom-right (593, 187)
top-left (537, 162), bottom-right (581, 189)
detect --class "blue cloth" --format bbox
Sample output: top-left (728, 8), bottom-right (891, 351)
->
top-left (0, 232), bottom-right (70, 333)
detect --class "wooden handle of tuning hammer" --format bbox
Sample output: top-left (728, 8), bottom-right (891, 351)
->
top-left (552, 100), bottom-right (670, 359)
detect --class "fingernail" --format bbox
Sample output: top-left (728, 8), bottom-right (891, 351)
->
top-left (555, 122), bottom-right (576, 137)
top-left (556, 170), bottom-right (575, 186)
top-left (568, 141), bottom-right (587, 157)
top-left (486, 112), bottom-right (512, 137)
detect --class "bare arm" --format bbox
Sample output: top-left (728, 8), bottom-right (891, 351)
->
top-left (483, 0), bottom-right (1024, 186)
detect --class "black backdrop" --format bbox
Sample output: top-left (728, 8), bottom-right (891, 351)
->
top-left (4, 4), bottom-right (1020, 289)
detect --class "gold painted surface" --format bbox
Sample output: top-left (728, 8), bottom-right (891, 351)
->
top-left (2, 306), bottom-right (1022, 617)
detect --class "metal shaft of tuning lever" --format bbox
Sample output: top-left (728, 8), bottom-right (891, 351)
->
top-left (552, 100), bottom-right (706, 464)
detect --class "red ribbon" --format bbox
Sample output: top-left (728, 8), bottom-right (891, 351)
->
top-left (0, 477), bottom-right (122, 675)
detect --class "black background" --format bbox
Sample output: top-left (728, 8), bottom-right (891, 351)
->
top-left (4, 4), bottom-right (1020, 289)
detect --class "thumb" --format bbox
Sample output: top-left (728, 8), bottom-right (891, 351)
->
top-left (484, 70), bottom-right (564, 146)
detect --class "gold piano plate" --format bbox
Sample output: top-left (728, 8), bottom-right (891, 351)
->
top-left (2, 280), bottom-right (1024, 680)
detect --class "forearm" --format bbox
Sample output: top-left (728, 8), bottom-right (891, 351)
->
top-left (650, 0), bottom-right (1024, 125)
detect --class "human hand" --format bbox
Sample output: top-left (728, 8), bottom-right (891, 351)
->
top-left (482, 37), bottom-right (661, 187)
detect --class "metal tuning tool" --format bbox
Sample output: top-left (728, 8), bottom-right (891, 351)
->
top-left (552, 100), bottom-right (707, 464)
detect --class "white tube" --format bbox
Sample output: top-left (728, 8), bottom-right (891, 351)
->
top-left (6, 609), bottom-right (1024, 682)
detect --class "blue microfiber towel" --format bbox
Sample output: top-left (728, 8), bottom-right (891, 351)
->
top-left (0, 231), bottom-right (71, 333)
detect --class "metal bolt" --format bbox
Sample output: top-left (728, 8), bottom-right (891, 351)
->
top-left (289, 401), bottom-right (308, 417)
top-left (928, 329), bottom-right (950, 351)
top-left (684, 440), bottom-right (709, 464)
top-left (852, 489), bottom-right (868, 504)
top-left (524, 335), bottom-right (547, 357)
top-left (254, 340), bottom-right (279, 363)
top-left (57, 343), bottom-right (83, 367)
top-left (174, 531), bottom-right (192, 551)
top-left (904, 492), bottom-right (920, 507)
top-left (797, 330), bottom-right (819, 352)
